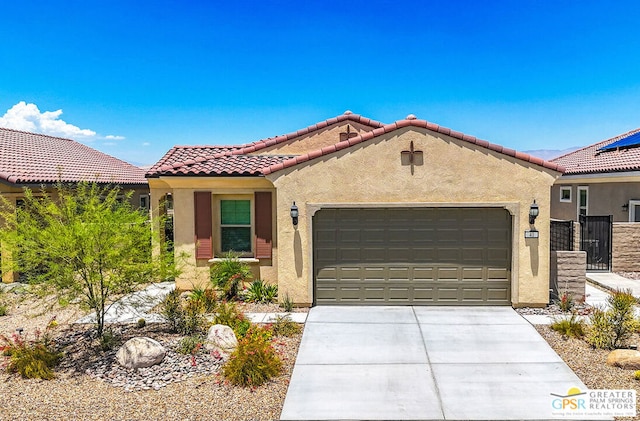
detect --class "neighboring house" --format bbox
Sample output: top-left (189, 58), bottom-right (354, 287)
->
top-left (550, 128), bottom-right (640, 272)
top-left (0, 127), bottom-right (149, 283)
top-left (551, 128), bottom-right (640, 222)
top-left (147, 111), bottom-right (563, 307)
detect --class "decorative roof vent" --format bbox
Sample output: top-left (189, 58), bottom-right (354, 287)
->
top-left (339, 125), bottom-right (358, 142)
top-left (406, 114), bottom-right (417, 120)
top-left (343, 110), bottom-right (353, 115)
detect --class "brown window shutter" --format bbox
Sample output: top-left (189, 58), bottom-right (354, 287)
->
top-left (194, 192), bottom-right (213, 259)
top-left (254, 192), bottom-right (272, 259)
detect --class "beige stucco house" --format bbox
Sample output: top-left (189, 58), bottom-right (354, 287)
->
top-left (147, 112), bottom-right (563, 307)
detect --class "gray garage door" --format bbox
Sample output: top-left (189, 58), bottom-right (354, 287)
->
top-left (313, 208), bottom-right (512, 305)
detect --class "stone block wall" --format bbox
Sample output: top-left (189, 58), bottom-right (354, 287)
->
top-left (550, 251), bottom-right (586, 301)
top-left (612, 223), bottom-right (640, 272)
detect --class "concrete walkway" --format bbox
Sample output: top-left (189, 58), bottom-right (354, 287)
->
top-left (281, 306), bottom-right (603, 421)
top-left (587, 272), bottom-right (640, 298)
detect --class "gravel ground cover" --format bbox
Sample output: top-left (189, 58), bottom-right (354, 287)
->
top-left (0, 287), bottom-right (303, 421)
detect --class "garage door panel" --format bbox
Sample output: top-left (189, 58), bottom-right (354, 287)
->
top-left (314, 208), bottom-right (511, 306)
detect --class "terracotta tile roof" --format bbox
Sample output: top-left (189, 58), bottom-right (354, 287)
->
top-left (147, 111), bottom-right (384, 177)
top-left (148, 113), bottom-right (562, 178)
top-left (0, 128), bottom-right (147, 185)
top-left (261, 116), bottom-right (565, 175)
top-left (551, 128), bottom-right (640, 175)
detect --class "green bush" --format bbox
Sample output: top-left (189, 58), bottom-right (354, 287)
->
top-left (210, 252), bottom-right (252, 300)
top-left (245, 280), bottom-right (278, 304)
top-left (222, 326), bottom-right (282, 387)
top-left (556, 291), bottom-right (574, 312)
top-left (550, 313), bottom-right (585, 338)
top-left (586, 289), bottom-right (639, 349)
top-left (214, 301), bottom-right (251, 337)
top-left (634, 370), bottom-right (640, 381)
top-left (0, 324), bottom-right (62, 379)
top-left (270, 315), bottom-right (302, 337)
top-left (176, 335), bottom-right (205, 355)
top-left (190, 287), bottom-right (218, 313)
top-left (0, 303), bottom-right (7, 317)
top-left (160, 289), bottom-right (209, 335)
top-left (99, 329), bottom-right (121, 351)
top-left (280, 293), bottom-right (294, 312)
top-left (137, 318), bottom-right (146, 328)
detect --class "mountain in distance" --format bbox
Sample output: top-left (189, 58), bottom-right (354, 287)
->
top-left (523, 147), bottom-right (581, 161)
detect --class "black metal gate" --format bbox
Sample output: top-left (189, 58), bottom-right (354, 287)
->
top-left (579, 215), bottom-right (612, 271)
top-left (550, 220), bottom-right (574, 251)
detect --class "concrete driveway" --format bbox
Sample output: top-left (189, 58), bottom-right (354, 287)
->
top-left (280, 306), bottom-right (600, 421)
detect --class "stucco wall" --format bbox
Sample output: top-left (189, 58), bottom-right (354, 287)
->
top-left (268, 127), bottom-right (560, 306)
top-left (255, 121), bottom-right (377, 156)
top-left (552, 182), bottom-right (640, 222)
top-left (612, 223), bottom-right (640, 272)
top-left (148, 178), bottom-right (277, 291)
top-left (549, 251), bottom-right (586, 301)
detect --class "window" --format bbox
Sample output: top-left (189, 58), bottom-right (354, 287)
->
top-left (629, 200), bottom-right (640, 222)
top-left (139, 194), bottom-right (149, 210)
top-left (220, 200), bottom-right (251, 252)
top-left (577, 186), bottom-right (588, 217)
top-left (560, 187), bottom-right (572, 203)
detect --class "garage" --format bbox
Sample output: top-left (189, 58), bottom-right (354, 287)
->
top-left (313, 207), bottom-right (512, 305)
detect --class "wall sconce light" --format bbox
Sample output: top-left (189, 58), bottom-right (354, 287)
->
top-left (529, 200), bottom-right (539, 225)
top-left (623, 203), bottom-right (629, 212)
top-left (290, 202), bottom-right (299, 226)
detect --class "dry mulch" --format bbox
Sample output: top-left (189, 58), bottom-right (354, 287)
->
top-left (0, 287), bottom-right (303, 421)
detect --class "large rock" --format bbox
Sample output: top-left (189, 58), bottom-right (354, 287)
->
top-left (606, 349), bottom-right (640, 370)
top-left (116, 337), bottom-right (166, 369)
top-left (205, 324), bottom-right (238, 355)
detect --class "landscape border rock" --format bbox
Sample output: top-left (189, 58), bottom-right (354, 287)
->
top-left (116, 337), bottom-right (167, 369)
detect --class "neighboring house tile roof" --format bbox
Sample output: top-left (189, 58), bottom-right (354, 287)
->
top-left (0, 128), bottom-right (147, 185)
top-left (551, 128), bottom-right (640, 175)
top-left (148, 113), bottom-right (563, 178)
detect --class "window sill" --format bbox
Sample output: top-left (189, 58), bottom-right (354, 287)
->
top-left (208, 257), bottom-right (259, 264)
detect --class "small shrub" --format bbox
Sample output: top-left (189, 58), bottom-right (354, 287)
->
top-left (100, 329), bottom-right (121, 351)
top-left (190, 287), bottom-right (218, 313)
top-left (245, 280), bottom-right (278, 304)
top-left (214, 301), bottom-right (251, 337)
top-left (270, 315), bottom-right (302, 337)
top-left (0, 323), bottom-right (62, 379)
top-left (176, 335), bottom-right (205, 355)
top-left (160, 289), bottom-right (208, 335)
top-left (586, 289), bottom-right (640, 349)
top-left (210, 252), bottom-right (253, 300)
top-left (557, 291), bottom-right (574, 312)
top-left (137, 318), bottom-right (146, 328)
top-left (550, 313), bottom-right (585, 338)
top-left (634, 370), bottom-right (640, 381)
top-left (280, 293), bottom-right (294, 312)
top-left (0, 303), bottom-right (6, 317)
top-left (160, 289), bottom-right (183, 332)
top-left (222, 326), bottom-right (282, 387)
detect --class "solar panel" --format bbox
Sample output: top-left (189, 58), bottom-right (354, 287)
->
top-left (598, 131), bottom-right (640, 152)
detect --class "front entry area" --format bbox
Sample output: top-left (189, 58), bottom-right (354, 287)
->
top-left (313, 207), bottom-right (512, 305)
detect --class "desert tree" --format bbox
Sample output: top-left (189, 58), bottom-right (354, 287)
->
top-left (0, 182), bottom-right (175, 337)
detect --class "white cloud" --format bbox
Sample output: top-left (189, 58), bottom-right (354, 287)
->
top-left (0, 101), bottom-right (96, 139)
top-left (142, 142), bottom-right (151, 146)
top-left (105, 134), bottom-right (125, 140)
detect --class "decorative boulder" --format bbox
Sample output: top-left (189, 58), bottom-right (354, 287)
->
top-left (606, 349), bottom-right (640, 370)
top-left (116, 337), bottom-right (166, 369)
top-left (205, 324), bottom-right (238, 355)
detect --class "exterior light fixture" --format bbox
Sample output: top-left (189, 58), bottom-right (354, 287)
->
top-left (290, 202), bottom-right (299, 226)
top-left (623, 203), bottom-right (629, 212)
top-left (529, 200), bottom-right (539, 225)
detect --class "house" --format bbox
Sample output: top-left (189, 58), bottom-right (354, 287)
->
top-left (147, 111), bottom-right (563, 307)
top-left (0, 127), bottom-right (149, 283)
top-left (550, 128), bottom-right (640, 272)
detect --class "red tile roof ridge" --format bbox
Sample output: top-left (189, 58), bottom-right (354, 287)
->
top-left (150, 112), bottom-right (385, 175)
top-left (260, 118), bottom-right (565, 175)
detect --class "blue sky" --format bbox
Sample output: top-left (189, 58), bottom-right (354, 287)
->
top-left (1, 1), bottom-right (640, 165)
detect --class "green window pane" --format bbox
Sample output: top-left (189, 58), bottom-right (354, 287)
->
top-left (221, 227), bottom-right (251, 252)
top-left (221, 200), bottom-right (250, 224)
